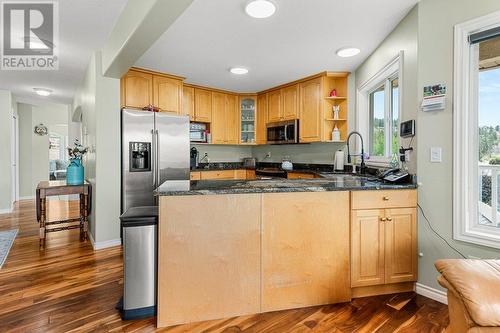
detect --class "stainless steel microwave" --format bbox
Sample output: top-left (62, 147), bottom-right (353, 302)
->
top-left (266, 120), bottom-right (298, 144)
top-left (190, 122), bottom-right (207, 143)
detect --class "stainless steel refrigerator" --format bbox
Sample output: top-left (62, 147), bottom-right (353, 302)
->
top-left (121, 108), bottom-right (189, 212)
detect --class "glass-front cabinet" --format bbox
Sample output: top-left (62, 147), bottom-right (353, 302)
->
top-left (240, 96), bottom-right (256, 144)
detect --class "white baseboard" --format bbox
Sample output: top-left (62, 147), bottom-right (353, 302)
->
top-left (88, 232), bottom-right (121, 250)
top-left (0, 208), bottom-right (13, 215)
top-left (19, 196), bottom-right (34, 201)
top-left (416, 283), bottom-right (448, 304)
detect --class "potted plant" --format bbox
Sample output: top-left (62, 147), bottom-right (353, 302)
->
top-left (66, 139), bottom-right (88, 185)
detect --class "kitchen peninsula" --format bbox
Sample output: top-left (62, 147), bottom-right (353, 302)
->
top-left (155, 174), bottom-right (417, 328)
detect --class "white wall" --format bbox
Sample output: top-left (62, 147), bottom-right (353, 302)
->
top-left (73, 51), bottom-right (121, 245)
top-left (17, 102), bottom-right (69, 198)
top-left (416, 0), bottom-right (500, 291)
top-left (0, 90), bottom-right (13, 212)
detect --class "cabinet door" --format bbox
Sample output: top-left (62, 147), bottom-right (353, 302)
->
top-left (194, 88), bottom-right (212, 122)
top-left (267, 90), bottom-right (282, 122)
top-left (281, 84), bottom-right (299, 120)
top-left (225, 94), bottom-right (239, 144)
top-left (262, 192), bottom-right (350, 312)
top-left (200, 170), bottom-right (235, 180)
top-left (299, 78), bottom-right (322, 142)
top-left (121, 70), bottom-right (153, 108)
top-left (351, 209), bottom-right (385, 287)
top-left (182, 86), bottom-right (195, 121)
top-left (385, 208), bottom-right (417, 284)
top-left (153, 75), bottom-right (182, 113)
top-left (211, 92), bottom-right (226, 144)
top-left (256, 94), bottom-right (268, 144)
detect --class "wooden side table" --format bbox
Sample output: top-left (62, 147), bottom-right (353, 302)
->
top-left (36, 180), bottom-right (92, 247)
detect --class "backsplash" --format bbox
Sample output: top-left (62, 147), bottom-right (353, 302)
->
top-left (192, 142), bottom-right (347, 164)
top-left (252, 142), bottom-right (347, 164)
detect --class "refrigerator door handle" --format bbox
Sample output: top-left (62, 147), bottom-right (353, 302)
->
top-left (151, 129), bottom-right (156, 187)
top-left (155, 129), bottom-right (160, 187)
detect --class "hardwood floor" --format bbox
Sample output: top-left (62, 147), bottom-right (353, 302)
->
top-left (0, 200), bottom-right (449, 332)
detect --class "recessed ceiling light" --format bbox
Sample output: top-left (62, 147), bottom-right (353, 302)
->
top-left (230, 67), bottom-right (249, 75)
top-left (33, 88), bottom-right (52, 96)
top-left (336, 47), bottom-right (361, 58)
top-left (245, 0), bottom-right (276, 19)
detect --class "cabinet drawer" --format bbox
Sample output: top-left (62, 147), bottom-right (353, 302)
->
top-left (287, 172), bottom-right (316, 179)
top-left (351, 190), bottom-right (417, 210)
top-left (190, 172), bottom-right (201, 181)
top-left (200, 170), bottom-right (235, 180)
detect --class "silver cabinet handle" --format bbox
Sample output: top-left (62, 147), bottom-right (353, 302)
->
top-left (155, 129), bottom-right (160, 186)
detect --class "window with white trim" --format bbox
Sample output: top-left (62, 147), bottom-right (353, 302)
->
top-left (454, 11), bottom-right (500, 249)
top-left (357, 53), bottom-right (403, 165)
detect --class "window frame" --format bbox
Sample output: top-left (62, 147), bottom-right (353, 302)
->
top-left (454, 10), bottom-right (500, 250)
top-left (357, 52), bottom-right (403, 166)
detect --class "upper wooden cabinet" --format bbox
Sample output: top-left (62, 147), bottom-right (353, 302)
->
top-left (182, 86), bottom-right (195, 120)
top-left (194, 88), bottom-right (212, 123)
top-left (281, 84), bottom-right (299, 120)
top-left (299, 77), bottom-right (322, 143)
top-left (153, 75), bottom-right (182, 113)
top-left (121, 70), bottom-right (153, 109)
top-left (121, 68), bottom-right (184, 113)
top-left (267, 89), bottom-right (281, 123)
top-left (256, 94), bottom-right (268, 144)
top-left (226, 94), bottom-right (239, 144)
top-left (211, 92), bottom-right (239, 144)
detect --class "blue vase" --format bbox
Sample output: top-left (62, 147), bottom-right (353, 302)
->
top-left (67, 159), bottom-right (84, 185)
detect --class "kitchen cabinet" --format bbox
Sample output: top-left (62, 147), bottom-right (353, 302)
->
top-left (121, 69), bottom-right (184, 112)
top-left (182, 86), bottom-right (195, 120)
top-left (262, 192), bottom-right (350, 312)
top-left (211, 92), bottom-right (226, 144)
top-left (267, 90), bottom-right (282, 122)
top-left (299, 77), bottom-right (322, 142)
top-left (350, 190), bottom-right (417, 296)
top-left (211, 92), bottom-right (239, 144)
top-left (191, 169), bottom-right (253, 180)
top-left (256, 94), bottom-right (268, 144)
top-left (153, 75), bottom-right (182, 113)
top-left (281, 84), bottom-right (299, 120)
top-left (226, 94), bottom-right (239, 144)
top-left (121, 70), bottom-right (153, 109)
top-left (194, 88), bottom-right (212, 122)
top-left (240, 96), bottom-right (256, 144)
top-left (286, 172), bottom-right (317, 179)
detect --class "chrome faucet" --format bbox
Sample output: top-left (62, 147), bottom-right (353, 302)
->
top-left (346, 131), bottom-right (366, 174)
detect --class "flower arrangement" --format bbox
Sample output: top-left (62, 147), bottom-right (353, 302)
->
top-left (67, 139), bottom-right (88, 160)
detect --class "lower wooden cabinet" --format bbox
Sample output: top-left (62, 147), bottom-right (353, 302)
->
top-left (190, 169), bottom-right (253, 181)
top-left (286, 172), bottom-right (317, 179)
top-left (350, 190), bottom-right (417, 293)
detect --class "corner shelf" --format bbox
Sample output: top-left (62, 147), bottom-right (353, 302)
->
top-left (324, 96), bottom-right (347, 101)
top-left (325, 118), bottom-right (347, 121)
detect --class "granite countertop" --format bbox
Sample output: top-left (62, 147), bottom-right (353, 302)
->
top-left (155, 173), bottom-right (417, 196)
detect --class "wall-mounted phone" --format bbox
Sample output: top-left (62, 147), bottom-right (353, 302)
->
top-left (379, 168), bottom-right (410, 183)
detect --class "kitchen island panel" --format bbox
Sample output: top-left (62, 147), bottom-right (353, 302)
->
top-left (261, 192), bottom-right (351, 312)
top-left (157, 194), bottom-right (261, 327)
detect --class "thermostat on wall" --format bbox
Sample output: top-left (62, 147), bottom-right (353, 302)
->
top-left (400, 120), bottom-right (415, 138)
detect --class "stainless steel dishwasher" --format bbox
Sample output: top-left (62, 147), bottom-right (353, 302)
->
top-left (118, 206), bottom-right (158, 320)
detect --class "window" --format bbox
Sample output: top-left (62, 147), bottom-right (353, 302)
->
top-left (357, 53), bottom-right (402, 165)
top-left (454, 11), bottom-right (500, 249)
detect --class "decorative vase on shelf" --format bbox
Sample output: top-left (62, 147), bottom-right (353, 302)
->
top-left (66, 158), bottom-right (84, 185)
top-left (333, 105), bottom-right (340, 120)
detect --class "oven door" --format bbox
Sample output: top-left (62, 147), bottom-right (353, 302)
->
top-left (267, 120), bottom-right (298, 144)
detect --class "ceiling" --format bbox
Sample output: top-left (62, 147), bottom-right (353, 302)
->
top-left (136, 0), bottom-right (418, 93)
top-left (0, 0), bottom-right (127, 105)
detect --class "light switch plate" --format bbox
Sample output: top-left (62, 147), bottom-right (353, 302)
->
top-left (430, 147), bottom-right (442, 163)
